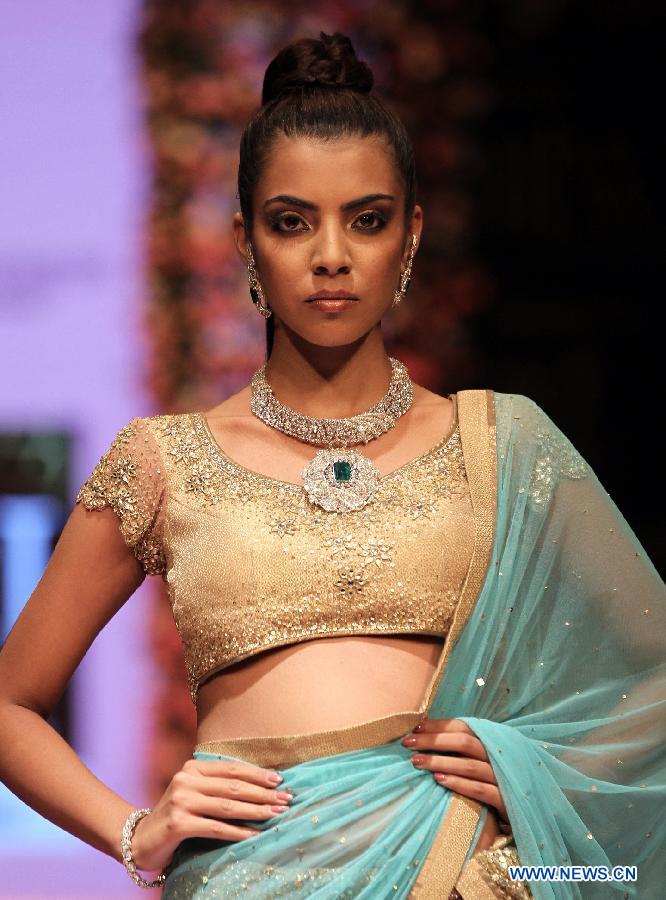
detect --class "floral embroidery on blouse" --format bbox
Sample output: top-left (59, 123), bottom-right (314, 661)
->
top-left (76, 417), bottom-right (166, 576)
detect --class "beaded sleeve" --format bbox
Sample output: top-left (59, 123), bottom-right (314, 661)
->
top-left (76, 417), bottom-right (167, 577)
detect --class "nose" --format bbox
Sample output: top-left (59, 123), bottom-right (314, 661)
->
top-left (311, 222), bottom-right (352, 277)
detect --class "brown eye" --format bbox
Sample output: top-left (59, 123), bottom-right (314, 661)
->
top-left (271, 213), bottom-right (308, 233)
top-left (354, 211), bottom-right (386, 231)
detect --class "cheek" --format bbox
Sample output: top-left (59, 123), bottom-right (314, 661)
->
top-left (259, 242), bottom-right (308, 287)
top-left (369, 245), bottom-right (402, 274)
top-left (362, 245), bottom-right (404, 288)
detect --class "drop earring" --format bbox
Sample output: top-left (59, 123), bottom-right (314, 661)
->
top-left (392, 234), bottom-right (418, 308)
top-left (246, 243), bottom-right (272, 318)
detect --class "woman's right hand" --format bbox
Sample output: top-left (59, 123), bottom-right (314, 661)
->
top-left (130, 757), bottom-right (293, 874)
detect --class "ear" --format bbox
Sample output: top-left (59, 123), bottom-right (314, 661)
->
top-left (233, 212), bottom-right (250, 263)
top-left (402, 204), bottom-right (423, 266)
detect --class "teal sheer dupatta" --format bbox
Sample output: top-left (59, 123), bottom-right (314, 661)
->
top-left (435, 392), bottom-right (666, 898)
top-left (162, 390), bottom-right (665, 899)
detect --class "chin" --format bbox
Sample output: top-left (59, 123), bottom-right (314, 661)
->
top-left (279, 316), bottom-right (383, 350)
top-left (299, 335), bottom-right (365, 351)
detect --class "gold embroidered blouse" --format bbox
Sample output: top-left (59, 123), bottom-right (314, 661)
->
top-left (76, 395), bottom-right (475, 704)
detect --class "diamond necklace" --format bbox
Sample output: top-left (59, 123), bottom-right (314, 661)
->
top-left (250, 357), bottom-right (413, 512)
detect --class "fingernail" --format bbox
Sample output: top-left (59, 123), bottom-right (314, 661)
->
top-left (271, 804), bottom-right (289, 814)
top-left (412, 723), bottom-right (424, 733)
top-left (402, 736), bottom-right (417, 746)
top-left (268, 773), bottom-right (283, 785)
top-left (436, 773), bottom-right (448, 782)
top-left (411, 755), bottom-right (425, 766)
top-left (276, 791), bottom-right (293, 802)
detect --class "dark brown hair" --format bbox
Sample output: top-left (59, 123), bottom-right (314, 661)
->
top-left (238, 32), bottom-right (417, 357)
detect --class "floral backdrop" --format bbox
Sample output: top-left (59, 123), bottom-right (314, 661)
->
top-left (137, 0), bottom-right (495, 798)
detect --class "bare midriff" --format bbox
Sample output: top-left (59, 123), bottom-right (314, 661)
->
top-left (194, 392), bottom-right (457, 743)
top-left (195, 633), bottom-right (444, 742)
top-left (194, 633), bottom-right (502, 853)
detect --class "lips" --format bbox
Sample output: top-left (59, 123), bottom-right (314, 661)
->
top-left (306, 290), bottom-right (359, 302)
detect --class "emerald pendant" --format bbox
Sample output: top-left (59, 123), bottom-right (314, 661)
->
top-left (333, 460), bottom-right (352, 482)
top-left (302, 448), bottom-right (380, 512)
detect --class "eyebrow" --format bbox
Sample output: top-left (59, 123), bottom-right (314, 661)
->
top-left (263, 193), bottom-right (396, 211)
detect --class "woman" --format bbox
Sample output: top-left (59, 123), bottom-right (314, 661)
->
top-left (0, 32), bottom-right (664, 900)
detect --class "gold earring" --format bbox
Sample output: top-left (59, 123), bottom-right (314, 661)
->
top-left (392, 234), bottom-right (418, 308)
top-left (246, 243), bottom-right (272, 318)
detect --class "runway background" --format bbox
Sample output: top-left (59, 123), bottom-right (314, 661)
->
top-left (0, 0), bottom-right (662, 896)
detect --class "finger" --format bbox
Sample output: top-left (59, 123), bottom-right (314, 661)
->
top-left (412, 754), bottom-right (497, 784)
top-left (434, 775), bottom-right (507, 820)
top-left (183, 757), bottom-right (282, 788)
top-left (403, 731), bottom-right (489, 762)
top-left (180, 812), bottom-right (263, 842)
top-left (190, 792), bottom-right (291, 823)
top-left (187, 771), bottom-right (294, 807)
top-left (411, 718), bottom-right (475, 736)
top-left (414, 718), bottom-right (474, 734)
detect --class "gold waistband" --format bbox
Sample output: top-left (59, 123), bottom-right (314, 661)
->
top-left (194, 709), bottom-right (422, 769)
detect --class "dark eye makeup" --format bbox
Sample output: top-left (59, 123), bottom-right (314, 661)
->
top-left (269, 213), bottom-right (306, 232)
top-left (354, 211), bottom-right (388, 231)
top-left (267, 209), bottom-right (389, 234)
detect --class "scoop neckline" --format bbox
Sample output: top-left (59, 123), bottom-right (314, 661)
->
top-left (195, 393), bottom-right (459, 492)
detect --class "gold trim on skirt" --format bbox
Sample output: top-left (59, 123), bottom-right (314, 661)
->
top-left (409, 389), bottom-right (498, 897)
top-left (408, 796), bottom-right (484, 899)
top-left (195, 709), bottom-right (424, 769)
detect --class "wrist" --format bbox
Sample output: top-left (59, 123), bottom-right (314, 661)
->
top-left (129, 813), bottom-right (153, 871)
top-left (120, 808), bottom-right (166, 889)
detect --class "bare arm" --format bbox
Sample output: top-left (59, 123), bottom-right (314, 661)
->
top-left (0, 502), bottom-right (146, 862)
top-left (0, 501), bottom-right (294, 875)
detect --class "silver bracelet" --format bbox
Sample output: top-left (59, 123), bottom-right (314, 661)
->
top-left (120, 807), bottom-right (166, 889)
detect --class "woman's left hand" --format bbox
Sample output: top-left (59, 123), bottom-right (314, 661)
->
top-left (401, 718), bottom-right (508, 821)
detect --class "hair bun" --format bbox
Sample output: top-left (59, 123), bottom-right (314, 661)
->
top-left (262, 32), bottom-right (373, 105)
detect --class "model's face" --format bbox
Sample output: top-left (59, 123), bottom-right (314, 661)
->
top-left (234, 133), bottom-right (422, 349)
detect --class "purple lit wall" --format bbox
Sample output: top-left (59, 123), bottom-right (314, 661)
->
top-left (0, 2), bottom-right (154, 895)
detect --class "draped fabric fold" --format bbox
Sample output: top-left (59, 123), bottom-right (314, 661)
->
top-left (438, 393), bottom-right (666, 899)
top-left (162, 391), bottom-right (665, 899)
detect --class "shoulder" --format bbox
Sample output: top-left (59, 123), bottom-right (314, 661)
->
top-left (489, 391), bottom-right (591, 488)
top-left (490, 390), bottom-right (543, 422)
top-left (412, 384), bottom-right (450, 405)
top-left (485, 389), bottom-right (563, 440)
top-left (97, 413), bottom-right (205, 475)
top-left (98, 412), bottom-right (182, 442)
top-left (203, 385), bottom-right (252, 419)
top-left (489, 391), bottom-right (567, 436)
top-left (404, 387), bottom-right (558, 433)
top-left (134, 411), bottom-right (191, 429)
top-left (134, 411), bottom-right (199, 442)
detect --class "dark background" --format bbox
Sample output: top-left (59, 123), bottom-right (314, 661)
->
top-left (472, 2), bottom-right (663, 573)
